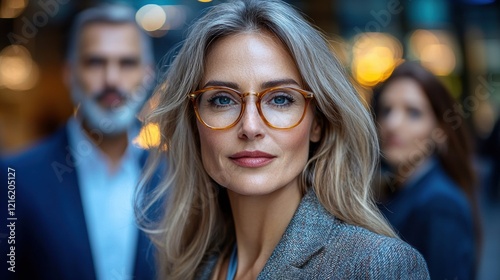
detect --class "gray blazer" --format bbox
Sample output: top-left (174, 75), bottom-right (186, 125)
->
top-left (196, 189), bottom-right (430, 279)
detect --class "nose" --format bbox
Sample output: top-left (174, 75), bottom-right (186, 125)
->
top-left (237, 96), bottom-right (265, 140)
top-left (382, 109), bottom-right (404, 132)
top-left (104, 63), bottom-right (120, 88)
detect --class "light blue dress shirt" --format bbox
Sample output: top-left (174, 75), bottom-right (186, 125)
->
top-left (67, 117), bottom-right (142, 280)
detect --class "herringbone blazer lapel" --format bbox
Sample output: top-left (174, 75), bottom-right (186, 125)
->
top-left (258, 189), bottom-right (338, 279)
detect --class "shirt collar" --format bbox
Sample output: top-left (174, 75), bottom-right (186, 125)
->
top-left (66, 116), bottom-right (144, 171)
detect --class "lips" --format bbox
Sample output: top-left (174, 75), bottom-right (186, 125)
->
top-left (95, 90), bottom-right (126, 108)
top-left (229, 150), bottom-right (276, 168)
top-left (383, 136), bottom-right (404, 148)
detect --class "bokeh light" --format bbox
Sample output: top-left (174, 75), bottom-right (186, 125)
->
top-left (351, 33), bottom-right (403, 87)
top-left (133, 122), bottom-right (161, 149)
top-left (409, 29), bottom-right (458, 76)
top-left (135, 5), bottom-right (189, 37)
top-left (420, 44), bottom-right (456, 76)
top-left (0, 45), bottom-right (39, 91)
top-left (163, 6), bottom-right (188, 30)
top-left (135, 4), bottom-right (166, 32)
top-left (0, 0), bottom-right (27, 18)
top-left (409, 30), bottom-right (440, 55)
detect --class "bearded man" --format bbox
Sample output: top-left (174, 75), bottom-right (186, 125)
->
top-left (0, 4), bottom-right (158, 280)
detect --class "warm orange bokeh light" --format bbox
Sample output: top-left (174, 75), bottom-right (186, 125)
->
top-left (133, 122), bottom-right (161, 149)
top-left (351, 33), bottom-right (403, 87)
top-left (409, 29), bottom-right (458, 76)
top-left (0, 44), bottom-right (39, 91)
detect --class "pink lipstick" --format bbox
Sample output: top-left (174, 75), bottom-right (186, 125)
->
top-left (229, 150), bottom-right (276, 168)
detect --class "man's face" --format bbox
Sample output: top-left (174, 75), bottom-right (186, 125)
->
top-left (76, 22), bottom-right (147, 108)
top-left (70, 22), bottom-right (152, 134)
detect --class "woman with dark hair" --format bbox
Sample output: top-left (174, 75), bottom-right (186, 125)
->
top-left (372, 61), bottom-right (480, 280)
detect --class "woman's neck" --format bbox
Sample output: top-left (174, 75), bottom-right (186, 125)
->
top-left (226, 185), bottom-right (302, 279)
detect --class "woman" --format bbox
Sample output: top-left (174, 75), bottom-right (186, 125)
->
top-left (138, 1), bottom-right (429, 279)
top-left (372, 61), bottom-right (480, 280)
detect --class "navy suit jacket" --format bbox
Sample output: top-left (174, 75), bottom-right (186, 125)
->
top-left (0, 125), bottom-right (158, 280)
top-left (196, 189), bottom-right (430, 279)
top-left (379, 160), bottom-right (475, 280)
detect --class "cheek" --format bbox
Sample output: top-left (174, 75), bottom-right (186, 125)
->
top-left (396, 122), bottom-right (436, 163)
top-left (197, 125), bottom-right (229, 183)
top-left (125, 69), bottom-right (147, 90)
top-left (78, 70), bottom-right (103, 93)
top-left (377, 118), bottom-right (392, 137)
top-left (407, 119), bottom-right (436, 145)
top-left (378, 125), bottom-right (389, 140)
top-left (282, 120), bottom-right (313, 162)
top-left (380, 117), bottom-right (433, 142)
top-left (197, 125), bottom-right (218, 165)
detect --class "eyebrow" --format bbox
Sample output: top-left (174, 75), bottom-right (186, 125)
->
top-left (81, 54), bottom-right (140, 63)
top-left (261, 79), bottom-right (300, 89)
top-left (202, 80), bottom-right (240, 89)
top-left (202, 78), bottom-right (301, 91)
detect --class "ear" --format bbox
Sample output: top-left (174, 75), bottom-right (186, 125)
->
top-left (309, 116), bottom-right (322, 143)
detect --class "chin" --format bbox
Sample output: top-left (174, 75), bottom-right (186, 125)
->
top-left (223, 180), bottom-right (271, 196)
top-left (226, 178), bottom-right (299, 198)
top-left (227, 187), bottom-right (277, 197)
top-left (388, 157), bottom-right (404, 167)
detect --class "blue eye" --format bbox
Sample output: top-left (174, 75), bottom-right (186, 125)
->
top-left (272, 95), bottom-right (289, 105)
top-left (204, 92), bottom-right (239, 108)
top-left (213, 96), bottom-right (233, 106)
top-left (267, 93), bottom-right (295, 108)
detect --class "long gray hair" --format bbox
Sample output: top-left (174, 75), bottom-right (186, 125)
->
top-left (137, 0), bottom-right (395, 278)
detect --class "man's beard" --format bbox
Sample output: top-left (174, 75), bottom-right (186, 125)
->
top-left (70, 81), bottom-right (149, 136)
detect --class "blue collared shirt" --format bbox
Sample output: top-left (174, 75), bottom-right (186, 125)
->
top-left (67, 117), bottom-right (142, 280)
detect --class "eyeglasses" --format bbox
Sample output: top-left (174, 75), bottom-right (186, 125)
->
top-left (189, 86), bottom-right (314, 130)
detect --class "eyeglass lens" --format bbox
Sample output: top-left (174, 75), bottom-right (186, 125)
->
top-left (196, 87), bottom-right (307, 129)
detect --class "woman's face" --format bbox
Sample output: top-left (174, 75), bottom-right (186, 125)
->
top-left (196, 32), bottom-right (321, 196)
top-left (378, 78), bottom-right (438, 169)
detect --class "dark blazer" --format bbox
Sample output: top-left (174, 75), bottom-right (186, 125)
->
top-left (378, 159), bottom-right (475, 280)
top-left (196, 189), bottom-right (430, 279)
top-left (0, 125), bottom-right (158, 280)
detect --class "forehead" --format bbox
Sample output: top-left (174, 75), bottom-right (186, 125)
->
top-left (206, 31), bottom-right (291, 63)
top-left (381, 78), bottom-right (429, 106)
top-left (203, 31), bottom-right (301, 88)
top-left (78, 22), bottom-right (142, 58)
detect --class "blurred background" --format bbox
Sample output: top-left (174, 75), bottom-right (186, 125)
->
top-left (0, 0), bottom-right (499, 278)
top-left (1, 0), bottom-right (499, 152)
